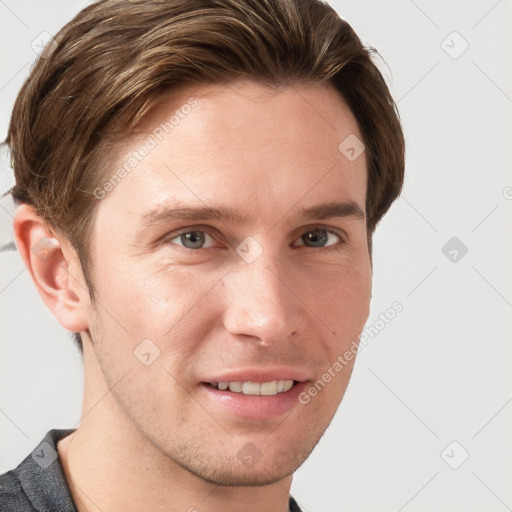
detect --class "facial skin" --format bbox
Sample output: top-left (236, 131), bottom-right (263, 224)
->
top-left (15, 79), bottom-right (371, 512)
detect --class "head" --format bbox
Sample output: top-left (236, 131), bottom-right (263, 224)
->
top-left (9, 0), bottom-right (404, 486)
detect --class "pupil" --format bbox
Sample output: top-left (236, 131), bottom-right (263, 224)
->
top-left (182, 231), bottom-right (205, 249)
top-left (305, 230), bottom-right (328, 247)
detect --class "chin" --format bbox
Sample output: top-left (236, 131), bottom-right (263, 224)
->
top-left (190, 462), bottom-right (297, 487)
top-left (175, 436), bottom-right (320, 487)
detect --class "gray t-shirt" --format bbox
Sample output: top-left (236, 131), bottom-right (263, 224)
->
top-left (0, 429), bottom-right (303, 511)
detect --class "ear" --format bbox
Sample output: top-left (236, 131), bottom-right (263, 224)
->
top-left (13, 203), bottom-right (90, 333)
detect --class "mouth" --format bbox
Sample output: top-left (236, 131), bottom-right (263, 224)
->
top-left (205, 380), bottom-right (297, 396)
top-left (199, 378), bottom-right (307, 419)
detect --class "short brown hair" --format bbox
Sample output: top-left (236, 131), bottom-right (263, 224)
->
top-left (6, 0), bottom-right (405, 354)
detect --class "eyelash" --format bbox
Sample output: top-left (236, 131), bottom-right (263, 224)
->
top-left (163, 225), bottom-right (346, 252)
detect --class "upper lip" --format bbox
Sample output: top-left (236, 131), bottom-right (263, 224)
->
top-left (202, 367), bottom-right (309, 384)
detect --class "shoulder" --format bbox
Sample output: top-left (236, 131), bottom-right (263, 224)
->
top-left (0, 468), bottom-right (37, 511)
top-left (1, 428), bottom-right (77, 512)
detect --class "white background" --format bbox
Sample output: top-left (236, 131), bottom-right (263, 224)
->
top-left (1, 1), bottom-right (511, 511)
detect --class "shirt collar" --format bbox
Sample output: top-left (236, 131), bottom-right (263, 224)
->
top-left (14, 428), bottom-right (78, 512)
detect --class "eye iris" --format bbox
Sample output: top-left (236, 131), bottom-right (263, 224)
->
top-left (177, 230), bottom-right (332, 249)
top-left (304, 230), bottom-right (328, 247)
top-left (181, 231), bottom-right (205, 249)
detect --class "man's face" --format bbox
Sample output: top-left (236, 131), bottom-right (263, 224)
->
top-left (85, 79), bottom-right (371, 485)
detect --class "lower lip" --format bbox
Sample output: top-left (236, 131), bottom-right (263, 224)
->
top-left (199, 381), bottom-right (308, 419)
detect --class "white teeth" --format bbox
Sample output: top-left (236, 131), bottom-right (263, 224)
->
top-left (228, 381), bottom-right (243, 393)
top-left (210, 380), bottom-right (295, 395)
top-left (260, 381), bottom-right (278, 395)
top-left (242, 382), bottom-right (261, 395)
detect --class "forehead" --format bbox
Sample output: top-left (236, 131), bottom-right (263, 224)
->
top-left (95, 79), bottom-right (367, 229)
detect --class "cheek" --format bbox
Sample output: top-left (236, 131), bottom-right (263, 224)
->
top-left (91, 259), bottom-right (222, 361)
top-left (312, 259), bottom-right (371, 335)
top-left (94, 258), bottom-right (178, 322)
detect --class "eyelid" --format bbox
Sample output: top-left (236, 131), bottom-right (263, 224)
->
top-left (298, 223), bottom-right (347, 239)
top-left (292, 222), bottom-right (347, 243)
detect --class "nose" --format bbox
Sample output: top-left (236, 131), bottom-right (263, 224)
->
top-left (221, 251), bottom-right (304, 346)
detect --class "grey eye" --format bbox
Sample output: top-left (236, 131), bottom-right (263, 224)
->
top-left (298, 229), bottom-right (341, 248)
top-left (171, 231), bottom-right (214, 249)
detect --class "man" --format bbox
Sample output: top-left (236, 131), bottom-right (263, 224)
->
top-left (0, 0), bottom-right (404, 510)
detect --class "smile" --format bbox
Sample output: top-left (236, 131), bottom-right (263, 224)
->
top-left (208, 380), bottom-right (295, 395)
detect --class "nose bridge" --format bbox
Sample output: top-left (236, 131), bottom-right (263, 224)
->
top-left (222, 247), bottom-right (301, 344)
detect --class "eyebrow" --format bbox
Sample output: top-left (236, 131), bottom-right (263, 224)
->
top-left (141, 200), bottom-right (365, 228)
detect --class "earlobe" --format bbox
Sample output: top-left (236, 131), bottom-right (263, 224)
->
top-left (13, 203), bottom-right (90, 333)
